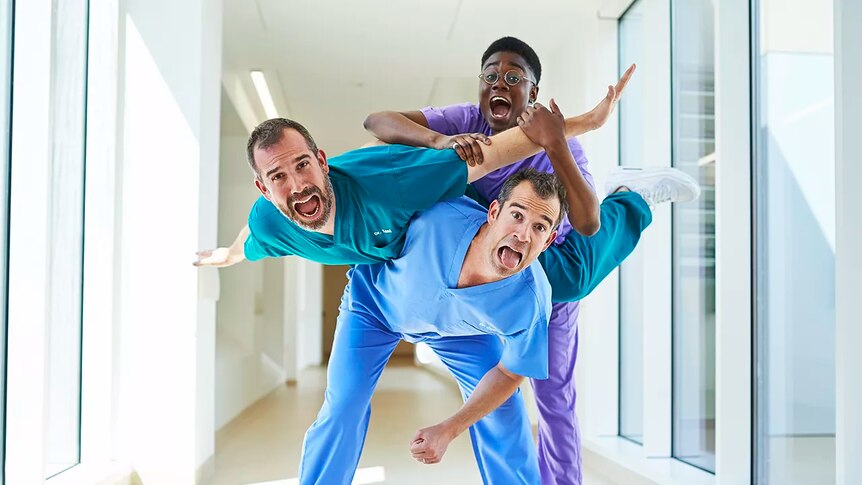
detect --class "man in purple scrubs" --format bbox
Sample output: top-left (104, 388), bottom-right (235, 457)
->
top-left (364, 36), bottom-right (602, 485)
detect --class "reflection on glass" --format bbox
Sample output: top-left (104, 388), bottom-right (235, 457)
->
top-left (44, 0), bottom-right (89, 478)
top-left (754, 1), bottom-right (836, 483)
top-left (671, 0), bottom-right (716, 473)
top-left (617, 0), bottom-right (645, 445)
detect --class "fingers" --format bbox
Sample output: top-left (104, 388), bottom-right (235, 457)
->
top-left (616, 64), bottom-right (636, 95)
top-left (452, 135), bottom-right (485, 166)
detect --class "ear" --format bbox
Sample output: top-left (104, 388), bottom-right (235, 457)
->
top-left (541, 229), bottom-right (558, 252)
top-left (254, 177), bottom-right (271, 201)
top-left (316, 148), bottom-right (329, 174)
top-left (530, 85), bottom-right (539, 104)
top-left (487, 200), bottom-right (501, 224)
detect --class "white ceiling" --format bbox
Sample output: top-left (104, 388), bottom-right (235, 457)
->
top-left (222, 0), bottom-right (604, 154)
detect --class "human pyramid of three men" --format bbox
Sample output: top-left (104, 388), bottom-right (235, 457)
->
top-left (196, 37), bottom-right (699, 485)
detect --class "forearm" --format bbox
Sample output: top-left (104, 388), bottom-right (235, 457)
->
top-left (363, 111), bottom-right (441, 148)
top-left (469, 111), bottom-right (599, 183)
top-left (230, 225), bottom-right (250, 263)
top-left (546, 141), bottom-right (600, 235)
top-left (440, 364), bottom-right (523, 437)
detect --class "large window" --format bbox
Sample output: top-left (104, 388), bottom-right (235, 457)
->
top-left (671, 0), bottom-right (716, 473)
top-left (753, 1), bottom-right (836, 483)
top-left (618, 0), bottom-right (646, 445)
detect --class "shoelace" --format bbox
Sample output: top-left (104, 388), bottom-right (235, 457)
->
top-left (638, 184), bottom-right (672, 207)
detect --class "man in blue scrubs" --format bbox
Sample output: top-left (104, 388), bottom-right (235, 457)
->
top-left (301, 170), bottom-right (564, 484)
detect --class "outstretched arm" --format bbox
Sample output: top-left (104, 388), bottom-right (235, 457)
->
top-left (408, 362), bottom-right (523, 465)
top-left (194, 225), bottom-right (249, 268)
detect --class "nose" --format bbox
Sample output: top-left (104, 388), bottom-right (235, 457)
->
top-left (512, 225), bottom-right (530, 243)
top-left (491, 76), bottom-right (509, 92)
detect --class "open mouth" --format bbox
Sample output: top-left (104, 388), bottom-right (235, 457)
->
top-left (489, 96), bottom-right (512, 120)
top-left (293, 193), bottom-right (322, 220)
top-left (497, 245), bottom-right (523, 270)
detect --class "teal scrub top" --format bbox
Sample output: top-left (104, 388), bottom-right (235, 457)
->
top-left (244, 144), bottom-right (467, 265)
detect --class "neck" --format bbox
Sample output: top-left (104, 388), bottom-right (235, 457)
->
top-left (456, 223), bottom-right (501, 288)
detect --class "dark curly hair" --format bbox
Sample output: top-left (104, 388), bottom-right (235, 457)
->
top-left (481, 36), bottom-right (542, 84)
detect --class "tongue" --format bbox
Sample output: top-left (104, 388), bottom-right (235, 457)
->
top-left (500, 247), bottom-right (521, 269)
top-left (295, 197), bottom-right (319, 216)
top-left (491, 103), bottom-right (510, 118)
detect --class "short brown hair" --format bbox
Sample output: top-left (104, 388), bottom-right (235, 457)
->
top-left (496, 169), bottom-right (568, 227)
top-left (246, 118), bottom-right (319, 176)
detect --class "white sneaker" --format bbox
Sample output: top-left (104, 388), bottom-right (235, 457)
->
top-left (605, 167), bottom-right (701, 207)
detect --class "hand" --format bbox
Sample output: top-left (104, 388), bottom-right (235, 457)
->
top-left (516, 99), bottom-right (567, 149)
top-left (587, 64), bottom-right (636, 130)
top-left (436, 133), bottom-right (491, 167)
top-left (409, 423), bottom-right (458, 465)
top-left (193, 247), bottom-right (242, 268)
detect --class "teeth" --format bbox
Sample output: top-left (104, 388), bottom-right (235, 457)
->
top-left (490, 96), bottom-right (510, 104)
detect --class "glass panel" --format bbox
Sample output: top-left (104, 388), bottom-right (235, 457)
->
top-left (617, 0), bottom-right (646, 445)
top-left (44, 0), bottom-right (89, 477)
top-left (671, 0), bottom-right (716, 473)
top-left (753, 0), bottom-right (836, 483)
top-left (0, 1), bottom-right (12, 484)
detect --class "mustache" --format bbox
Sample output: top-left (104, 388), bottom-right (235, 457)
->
top-left (288, 186), bottom-right (324, 205)
top-left (501, 237), bottom-right (527, 253)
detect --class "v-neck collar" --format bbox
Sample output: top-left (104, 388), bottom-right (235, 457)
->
top-left (445, 219), bottom-right (525, 295)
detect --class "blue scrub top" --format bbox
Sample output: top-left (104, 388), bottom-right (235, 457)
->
top-left (244, 144), bottom-right (468, 265)
top-left (343, 197), bottom-right (552, 379)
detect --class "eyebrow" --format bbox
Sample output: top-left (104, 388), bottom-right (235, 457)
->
top-left (510, 202), bottom-right (554, 227)
top-left (483, 60), bottom-right (528, 75)
top-left (265, 154), bottom-right (310, 178)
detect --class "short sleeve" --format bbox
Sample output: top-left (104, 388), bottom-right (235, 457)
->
top-left (500, 315), bottom-right (550, 379)
top-left (420, 103), bottom-right (489, 136)
top-left (243, 230), bottom-right (290, 262)
top-left (384, 145), bottom-right (469, 212)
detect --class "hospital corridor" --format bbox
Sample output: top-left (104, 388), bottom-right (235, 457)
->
top-left (1, 0), bottom-right (860, 484)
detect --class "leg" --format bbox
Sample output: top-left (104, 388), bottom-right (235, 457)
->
top-left (299, 309), bottom-right (400, 485)
top-left (539, 191), bottom-right (652, 303)
top-left (531, 302), bottom-right (582, 485)
top-left (425, 335), bottom-right (540, 485)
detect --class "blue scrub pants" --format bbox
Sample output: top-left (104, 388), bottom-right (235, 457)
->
top-left (298, 308), bottom-right (539, 485)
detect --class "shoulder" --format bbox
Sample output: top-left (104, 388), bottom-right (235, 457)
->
top-left (248, 196), bottom-right (280, 223)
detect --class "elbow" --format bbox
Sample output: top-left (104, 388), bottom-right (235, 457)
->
top-left (573, 217), bottom-right (601, 237)
top-left (362, 111), bottom-right (387, 132)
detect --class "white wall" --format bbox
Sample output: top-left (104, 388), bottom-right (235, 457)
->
top-left (115, 0), bottom-right (222, 482)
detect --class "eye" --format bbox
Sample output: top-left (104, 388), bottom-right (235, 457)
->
top-left (505, 72), bottom-right (521, 84)
top-left (511, 211), bottom-right (522, 220)
top-left (534, 224), bottom-right (547, 233)
top-left (271, 173), bottom-right (283, 181)
top-left (483, 72), bottom-right (499, 83)
top-left (297, 161), bottom-right (309, 170)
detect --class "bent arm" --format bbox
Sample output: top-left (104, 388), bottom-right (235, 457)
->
top-left (437, 362), bottom-right (523, 438)
top-left (363, 110), bottom-right (442, 148)
top-left (546, 141), bottom-right (600, 235)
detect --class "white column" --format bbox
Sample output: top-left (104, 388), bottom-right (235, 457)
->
top-left (116, 0), bottom-right (222, 482)
top-left (714, 0), bottom-right (752, 482)
top-left (834, 0), bottom-right (862, 483)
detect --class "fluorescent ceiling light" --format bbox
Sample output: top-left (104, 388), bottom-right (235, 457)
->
top-left (250, 70), bottom-right (279, 118)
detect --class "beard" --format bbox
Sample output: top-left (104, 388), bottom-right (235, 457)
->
top-left (275, 177), bottom-right (335, 231)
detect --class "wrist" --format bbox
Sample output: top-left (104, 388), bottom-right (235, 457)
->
top-left (439, 419), bottom-right (465, 439)
top-left (544, 138), bottom-right (570, 157)
top-left (429, 132), bottom-right (447, 150)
